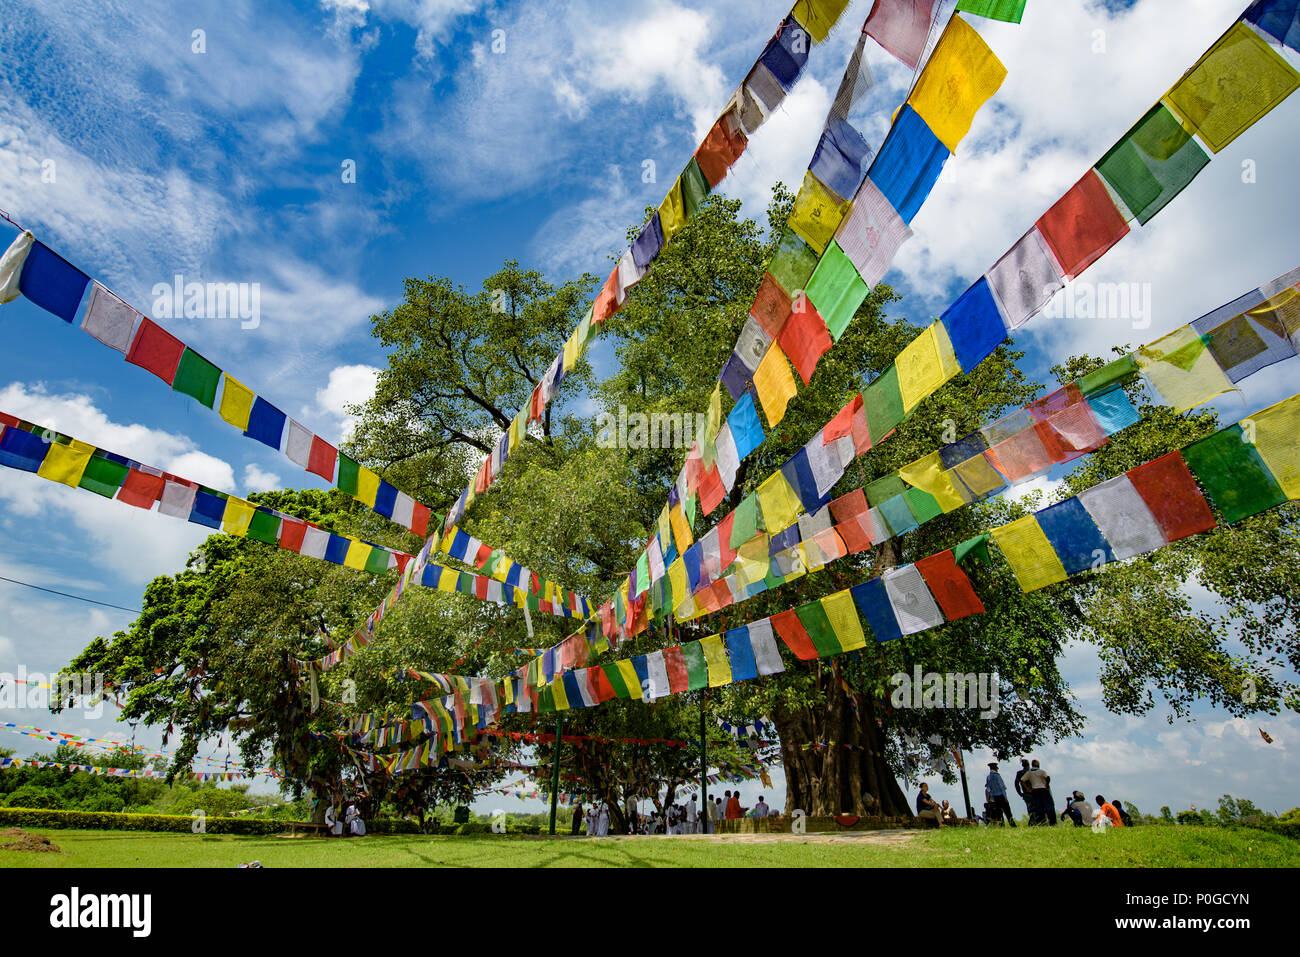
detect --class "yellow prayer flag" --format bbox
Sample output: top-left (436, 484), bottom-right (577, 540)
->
top-left (344, 540), bottom-right (371, 570)
top-left (36, 439), bottom-right (94, 487)
top-left (756, 471), bottom-right (802, 532)
top-left (562, 328), bottom-right (581, 372)
top-left (658, 504), bottom-right (673, 547)
top-left (669, 504), bottom-right (694, 551)
top-left (616, 659), bottom-right (643, 699)
top-left (1136, 325), bottom-right (1235, 413)
top-left (667, 557), bottom-right (688, 607)
top-left (896, 322), bottom-right (962, 414)
top-left (438, 569), bottom-right (461, 594)
top-left (789, 171), bottom-right (849, 255)
top-left (821, 589), bottom-right (868, 651)
top-left (791, 0), bottom-right (850, 43)
top-left (952, 454), bottom-right (1005, 497)
top-left (221, 498), bottom-right (256, 537)
top-left (1248, 394), bottom-right (1300, 499)
top-left (659, 179), bottom-right (687, 242)
top-left (218, 376), bottom-right (255, 431)
top-left (550, 677), bottom-right (571, 712)
top-left (700, 634), bottom-right (733, 687)
top-left (906, 14), bottom-right (1007, 152)
top-left (1163, 21), bottom-right (1300, 154)
top-left (752, 343), bottom-right (797, 427)
top-left (899, 452), bottom-right (969, 511)
top-left (735, 536), bottom-right (771, 588)
top-left (355, 467), bottom-right (381, 508)
top-left (992, 515), bottom-right (1068, 593)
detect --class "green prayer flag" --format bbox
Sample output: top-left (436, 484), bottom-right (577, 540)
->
top-left (805, 240), bottom-right (868, 341)
top-left (77, 455), bottom-right (130, 498)
top-left (954, 533), bottom-right (992, 565)
top-left (955, 0), bottom-right (1027, 23)
top-left (636, 551), bottom-right (651, 596)
top-left (768, 228), bottom-right (820, 298)
top-left (1078, 354), bottom-right (1139, 396)
top-left (865, 473), bottom-right (909, 508)
top-left (172, 349), bottom-right (222, 408)
top-left (794, 600), bottom-right (843, 658)
top-left (904, 487), bottom-right (944, 525)
top-left (682, 642), bottom-right (710, 690)
top-left (1096, 104), bottom-right (1210, 225)
top-left (603, 664), bottom-right (630, 700)
top-left (1182, 425), bottom-right (1287, 524)
top-left (336, 454), bottom-right (360, 495)
top-left (247, 508), bottom-right (281, 545)
top-left (682, 158), bottom-right (710, 218)
top-left (864, 366), bottom-right (905, 444)
top-left (364, 546), bottom-right (391, 575)
top-left (729, 494), bottom-right (764, 549)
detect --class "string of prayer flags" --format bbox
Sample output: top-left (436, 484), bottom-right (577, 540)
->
top-left (1162, 20), bottom-right (1300, 154)
top-left (1136, 326), bottom-right (1236, 412)
top-left (1095, 104), bottom-right (1211, 226)
top-left (1192, 266), bottom-right (1300, 382)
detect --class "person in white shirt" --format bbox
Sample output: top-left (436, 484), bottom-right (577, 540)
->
top-left (753, 796), bottom-right (770, 818)
top-left (346, 804), bottom-right (366, 836)
top-left (324, 803), bottom-right (343, 838)
top-left (596, 803), bottom-right (610, 836)
top-left (704, 795), bottom-right (716, 833)
top-left (686, 796), bottom-right (699, 833)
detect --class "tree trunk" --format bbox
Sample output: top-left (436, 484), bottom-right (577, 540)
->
top-left (774, 668), bottom-right (911, 818)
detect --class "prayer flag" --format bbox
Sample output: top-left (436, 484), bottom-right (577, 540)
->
top-left (768, 228), bottom-right (820, 298)
top-left (850, 578), bottom-right (902, 643)
top-left (681, 642), bottom-right (709, 690)
top-left (701, 634), bottom-right (733, 687)
top-left (245, 396), bottom-right (287, 450)
top-left (955, 0), bottom-right (1027, 22)
top-left (761, 16), bottom-right (812, 91)
top-left (809, 116), bottom-right (872, 202)
top-left (248, 508), bottom-right (282, 546)
top-left (866, 105), bottom-right (949, 224)
top-left (19, 241), bottom-right (88, 322)
top-left (985, 227), bottom-right (1065, 330)
top-left (1035, 496), bottom-right (1115, 575)
top-left (992, 515), bottom-right (1068, 592)
top-left (883, 564), bottom-right (945, 633)
top-left (915, 549), bottom-right (985, 619)
top-left (1096, 103), bottom-right (1210, 225)
top-left (1087, 386), bottom-right (1141, 435)
top-left (757, 470), bottom-right (803, 532)
top-left (804, 240), bottom-right (868, 341)
top-left (864, 0), bottom-right (938, 70)
top-left (1182, 424), bottom-right (1287, 524)
top-left (285, 419), bottom-right (313, 468)
top-left (1125, 451), bottom-right (1217, 542)
top-left (631, 213), bottom-right (665, 270)
top-left (126, 318), bottom-right (185, 384)
top-left (724, 626), bottom-right (760, 682)
top-left (793, 600), bottom-right (843, 657)
top-left (752, 344), bottom-right (797, 426)
top-left (822, 589), bottom-right (868, 650)
top-left (695, 111), bottom-right (747, 187)
top-left (900, 452), bottom-right (968, 511)
top-left (219, 376), bottom-right (255, 431)
top-left (792, 0), bottom-right (851, 42)
top-left (0, 428), bottom-right (47, 472)
top-left (751, 273), bottom-right (793, 339)
top-left (77, 454), bottom-right (129, 497)
top-left (37, 439), bottom-right (94, 487)
top-left (1245, 0), bottom-right (1300, 52)
top-left (81, 283), bottom-right (138, 353)
top-left (172, 349), bottom-right (221, 408)
top-left (771, 608), bottom-right (819, 659)
top-left (190, 490), bottom-right (226, 529)
top-left (221, 498), bottom-right (257, 537)
top-left (307, 436), bottom-right (337, 481)
top-left (896, 322), bottom-right (961, 413)
top-left (1137, 326), bottom-right (1235, 413)
top-left (777, 297), bottom-right (833, 384)
top-left (789, 171), bottom-right (849, 255)
top-left (1076, 474), bottom-right (1167, 560)
top-left (906, 14), bottom-right (1007, 152)
top-left (864, 365), bottom-right (904, 444)
top-left (0, 230), bottom-right (33, 303)
top-left (1163, 21), bottom-right (1300, 153)
top-left (159, 480), bottom-right (197, 519)
top-left (336, 454), bottom-right (360, 496)
top-left (941, 277), bottom-right (1006, 372)
top-left (1246, 394), bottom-right (1300, 499)
top-left (116, 467), bottom-right (165, 509)
top-left (835, 176), bottom-right (912, 289)
top-left (1036, 170), bottom-right (1130, 279)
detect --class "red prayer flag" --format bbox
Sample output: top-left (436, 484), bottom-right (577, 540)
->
top-left (593, 268), bottom-right (619, 324)
top-left (751, 273), bottom-right (793, 339)
top-left (125, 318), bottom-right (186, 385)
top-left (824, 394), bottom-right (863, 443)
top-left (829, 488), bottom-right (869, 523)
top-left (1036, 170), bottom-right (1130, 279)
top-left (307, 436), bottom-right (337, 481)
top-left (116, 468), bottom-right (165, 509)
top-left (694, 110), bottom-right (747, 187)
top-left (410, 502), bottom-right (430, 537)
top-left (771, 608), bottom-right (819, 660)
top-left (1027, 384), bottom-right (1083, 422)
top-left (835, 515), bottom-right (875, 554)
top-left (473, 543), bottom-right (492, 567)
top-left (698, 463), bottom-right (727, 514)
top-left (915, 549), bottom-right (985, 620)
top-left (663, 646), bottom-right (690, 693)
top-left (777, 298), bottom-right (833, 385)
top-left (717, 511), bottom-right (738, 569)
top-left (589, 667), bottom-right (616, 703)
top-left (279, 518), bottom-right (308, 552)
top-left (1126, 451), bottom-right (1217, 543)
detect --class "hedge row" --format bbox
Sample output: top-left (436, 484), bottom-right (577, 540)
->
top-left (0, 807), bottom-right (421, 836)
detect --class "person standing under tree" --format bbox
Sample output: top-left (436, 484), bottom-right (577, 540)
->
top-left (984, 761), bottom-right (1016, 826)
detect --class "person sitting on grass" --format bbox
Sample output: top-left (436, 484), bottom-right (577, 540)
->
top-left (1113, 800), bottom-right (1134, 827)
top-left (1095, 795), bottom-right (1124, 828)
top-left (324, 803), bottom-right (343, 838)
top-left (941, 800), bottom-right (960, 823)
top-left (916, 783), bottom-right (944, 828)
top-left (1062, 791), bottom-right (1093, 827)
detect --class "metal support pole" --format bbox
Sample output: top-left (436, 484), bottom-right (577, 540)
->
top-left (957, 744), bottom-right (974, 820)
top-left (548, 713), bottom-right (564, 835)
top-left (700, 689), bottom-right (708, 834)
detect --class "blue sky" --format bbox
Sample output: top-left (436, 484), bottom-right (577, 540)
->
top-left (1, 0), bottom-right (1297, 818)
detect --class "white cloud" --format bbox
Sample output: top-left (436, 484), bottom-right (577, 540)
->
top-left (309, 364), bottom-right (381, 441)
top-left (166, 452), bottom-right (238, 492)
top-left (242, 463), bottom-right (282, 493)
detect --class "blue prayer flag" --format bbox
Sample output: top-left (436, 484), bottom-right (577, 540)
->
top-left (724, 626), bottom-right (759, 682)
top-left (942, 277), bottom-right (1007, 372)
top-left (244, 396), bottom-right (286, 450)
top-left (19, 241), bottom-right (89, 323)
top-left (727, 391), bottom-right (765, 459)
top-left (865, 106), bottom-right (949, 224)
top-left (850, 578), bottom-right (902, 643)
top-left (1036, 496), bottom-right (1114, 575)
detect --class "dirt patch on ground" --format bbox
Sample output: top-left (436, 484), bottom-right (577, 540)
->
top-left (0, 827), bottom-right (62, 853)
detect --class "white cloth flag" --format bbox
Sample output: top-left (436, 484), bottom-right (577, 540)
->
top-left (735, 315), bottom-right (772, 373)
top-left (646, 651), bottom-right (670, 700)
top-left (805, 431), bottom-right (846, 498)
top-left (1076, 474), bottom-right (1167, 560)
top-left (715, 424), bottom-right (740, 490)
top-left (798, 506), bottom-right (835, 568)
top-left (836, 177), bottom-right (913, 288)
top-left (158, 480), bottom-right (197, 519)
top-left (81, 282), bottom-right (140, 354)
top-left (285, 420), bottom-right (313, 468)
top-left (748, 619), bottom-right (784, 676)
top-left (300, 526), bottom-right (330, 560)
top-left (864, 0), bottom-right (938, 70)
top-left (391, 491), bottom-right (415, 530)
top-left (648, 536), bottom-right (665, 583)
top-left (616, 249), bottom-right (645, 301)
top-left (883, 564), bottom-right (944, 634)
top-left (0, 230), bottom-right (33, 304)
top-left (868, 506), bottom-right (892, 544)
top-left (700, 527), bottom-right (722, 580)
top-left (986, 226), bottom-right (1065, 331)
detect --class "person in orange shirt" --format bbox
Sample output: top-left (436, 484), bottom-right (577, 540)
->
top-left (1095, 795), bottom-right (1124, 827)
top-left (726, 791), bottom-right (744, 819)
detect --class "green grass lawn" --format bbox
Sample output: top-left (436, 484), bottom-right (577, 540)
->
top-left (2, 824), bottom-right (1296, 868)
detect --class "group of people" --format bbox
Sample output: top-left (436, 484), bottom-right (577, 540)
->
top-left (323, 798), bottom-right (366, 837)
top-left (981, 759), bottom-right (1134, 828)
top-left (571, 791), bottom-right (774, 836)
